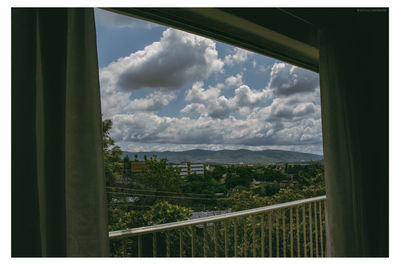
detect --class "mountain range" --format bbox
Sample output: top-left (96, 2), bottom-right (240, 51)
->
top-left (122, 149), bottom-right (323, 164)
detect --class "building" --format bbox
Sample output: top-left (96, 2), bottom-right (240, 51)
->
top-left (171, 162), bottom-right (204, 177)
top-left (130, 161), bottom-right (147, 175)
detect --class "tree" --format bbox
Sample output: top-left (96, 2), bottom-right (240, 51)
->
top-left (137, 158), bottom-right (183, 192)
top-left (144, 201), bottom-right (193, 225)
top-left (109, 201), bottom-right (194, 257)
top-left (223, 190), bottom-right (268, 212)
top-left (103, 119), bottom-right (123, 187)
top-left (123, 155), bottom-right (131, 179)
top-left (224, 165), bottom-right (252, 192)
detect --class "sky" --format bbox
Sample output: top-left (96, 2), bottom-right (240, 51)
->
top-left (94, 8), bottom-right (323, 155)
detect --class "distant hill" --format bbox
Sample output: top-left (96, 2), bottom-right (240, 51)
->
top-left (122, 149), bottom-right (323, 164)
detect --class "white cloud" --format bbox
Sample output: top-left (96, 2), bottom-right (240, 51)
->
top-left (250, 92), bottom-right (321, 122)
top-left (107, 82), bottom-right (322, 152)
top-left (224, 47), bottom-right (252, 66)
top-left (233, 85), bottom-right (272, 107)
top-left (182, 82), bottom-right (272, 119)
top-left (117, 142), bottom-right (323, 155)
top-left (99, 28), bottom-right (224, 118)
top-left (225, 73), bottom-right (243, 87)
top-left (124, 91), bottom-right (176, 112)
top-left (180, 103), bottom-right (206, 115)
top-left (110, 111), bottom-right (322, 149)
top-left (99, 26), bottom-right (322, 154)
top-left (184, 82), bottom-right (221, 103)
top-left (268, 63), bottom-right (319, 95)
top-left (102, 28), bottom-right (223, 92)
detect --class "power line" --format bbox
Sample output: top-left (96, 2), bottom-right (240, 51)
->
top-left (107, 203), bottom-right (152, 208)
top-left (106, 186), bottom-right (220, 197)
top-left (106, 191), bottom-right (228, 201)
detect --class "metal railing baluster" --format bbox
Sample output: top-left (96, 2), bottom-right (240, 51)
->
top-left (138, 235), bottom-right (142, 257)
top-left (290, 207), bottom-right (294, 257)
top-left (224, 221), bottom-right (228, 257)
top-left (214, 223), bottom-right (217, 257)
top-left (319, 200), bottom-right (324, 257)
top-left (309, 203), bottom-right (313, 257)
top-left (204, 225), bottom-right (207, 257)
top-left (314, 201), bottom-right (319, 257)
top-left (296, 207), bottom-right (300, 257)
top-left (324, 200), bottom-right (327, 257)
top-left (153, 232), bottom-right (157, 257)
top-left (283, 209), bottom-right (286, 257)
top-left (234, 218), bottom-right (238, 257)
top-left (122, 238), bottom-right (126, 257)
top-left (244, 218), bottom-right (248, 257)
top-left (261, 215), bottom-right (265, 257)
top-left (276, 211), bottom-right (280, 257)
top-left (166, 233), bottom-right (170, 257)
top-left (303, 204), bottom-right (307, 257)
top-left (191, 226), bottom-right (195, 257)
top-left (268, 213), bottom-right (272, 257)
top-left (252, 216), bottom-right (257, 257)
top-left (180, 230), bottom-right (183, 257)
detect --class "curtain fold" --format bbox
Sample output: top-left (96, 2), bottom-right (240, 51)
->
top-left (12, 8), bottom-right (109, 257)
top-left (319, 10), bottom-right (388, 256)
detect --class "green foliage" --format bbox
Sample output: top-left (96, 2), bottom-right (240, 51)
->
top-left (268, 182), bottom-right (325, 205)
top-left (109, 201), bottom-right (193, 231)
top-left (183, 173), bottom-right (218, 195)
top-left (123, 154), bottom-right (130, 172)
top-left (103, 119), bottom-right (123, 187)
top-left (109, 201), bottom-right (193, 257)
top-left (223, 190), bottom-right (268, 211)
top-left (109, 209), bottom-right (147, 231)
top-left (136, 158), bottom-right (183, 192)
top-left (224, 161), bottom-right (325, 211)
top-left (224, 165), bottom-right (253, 191)
top-left (253, 166), bottom-right (288, 182)
top-left (144, 201), bottom-right (193, 225)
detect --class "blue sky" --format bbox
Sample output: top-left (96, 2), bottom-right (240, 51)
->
top-left (94, 9), bottom-right (323, 155)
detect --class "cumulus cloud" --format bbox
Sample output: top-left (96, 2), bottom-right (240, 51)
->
top-left (99, 28), bottom-right (224, 117)
top-left (95, 8), bottom-right (160, 29)
top-left (99, 26), bottom-right (322, 153)
top-left (124, 92), bottom-right (176, 112)
top-left (225, 74), bottom-right (243, 87)
top-left (182, 82), bottom-right (272, 119)
top-left (268, 63), bottom-right (319, 95)
top-left (250, 92), bottom-right (321, 122)
top-left (185, 82), bottom-right (221, 103)
top-left (207, 96), bottom-right (236, 119)
top-left (117, 142), bottom-right (323, 155)
top-left (107, 83), bottom-right (322, 152)
top-left (110, 112), bottom-right (322, 148)
top-left (233, 85), bottom-right (271, 107)
top-left (224, 47), bottom-right (252, 66)
top-left (102, 28), bottom-right (224, 92)
top-left (180, 103), bottom-right (206, 115)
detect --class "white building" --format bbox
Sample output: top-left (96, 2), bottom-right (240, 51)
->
top-left (171, 162), bottom-right (204, 177)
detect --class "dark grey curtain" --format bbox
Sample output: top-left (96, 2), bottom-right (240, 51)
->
top-left (12, 8), bottom-right (109, 256)
top-left (319, 10), bottom-right (388, 256)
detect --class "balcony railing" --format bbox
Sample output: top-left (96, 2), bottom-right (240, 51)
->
top-left (109, 195), bottom-right (327, 257)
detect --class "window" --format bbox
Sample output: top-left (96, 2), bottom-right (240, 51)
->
top-left (95, 9), bottom-right (326, 257)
